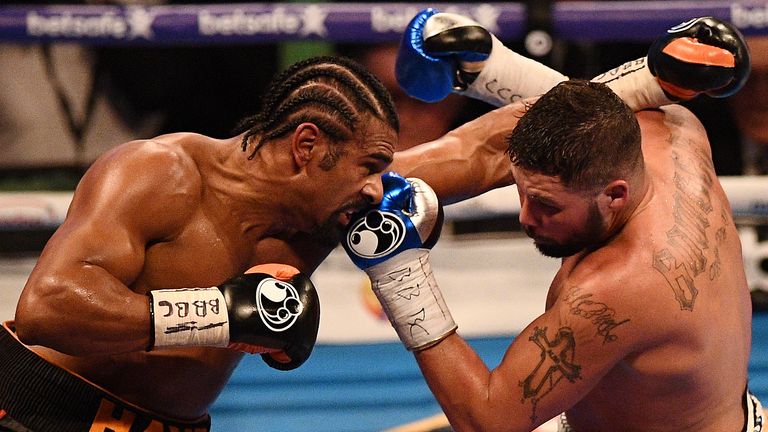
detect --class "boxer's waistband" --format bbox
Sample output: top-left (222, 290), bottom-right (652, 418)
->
top-left (0, 322), bottom-right (210, 432)
top-left (556, 387), bottom-right (764, 432)
top-left (745, 388), bottom-right (764, 432)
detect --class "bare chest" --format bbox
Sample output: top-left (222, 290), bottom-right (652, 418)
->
top-left (136, 212), bottom-right (259, 292)
top-left (133, 212), bottom-right (333, 292)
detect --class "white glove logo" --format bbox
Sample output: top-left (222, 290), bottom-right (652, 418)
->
top-left (346, 210), bottom-right (406, 259)
top-left (256, 278), bottom-right (303, 332)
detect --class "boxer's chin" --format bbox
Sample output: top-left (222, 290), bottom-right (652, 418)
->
top-left (533, 240), bottom-right (584, 258)
top-left (308, 214), bottom-right (345, 248)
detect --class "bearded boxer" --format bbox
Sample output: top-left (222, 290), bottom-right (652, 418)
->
top-left (343, 12), bottom-right (761, 432)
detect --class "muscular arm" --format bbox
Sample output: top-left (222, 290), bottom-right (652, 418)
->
top-left (389, 102), bottom-right (527, 205)
top-left (14, 141), bottom-right (199, 356)
top-left (412, 280), bottom-right (641, 431)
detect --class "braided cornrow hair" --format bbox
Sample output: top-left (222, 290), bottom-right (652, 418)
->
top-left (236, 56), bottom-right (400, 160)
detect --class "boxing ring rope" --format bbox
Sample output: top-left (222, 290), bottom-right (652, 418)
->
top-left (1, 0), bottom-right (768, 46)
top-left (2, 177), bottom-right (766, 228)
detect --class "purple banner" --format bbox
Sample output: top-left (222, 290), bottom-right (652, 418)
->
top-left (0, 1), bottom-right (765, 46)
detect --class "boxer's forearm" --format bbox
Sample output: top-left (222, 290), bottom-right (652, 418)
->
top-left (415, 334), bottom-right (499, 430)
top-left (390, 102), bottom-right (524, 204)
top-left (15, 268), bottom-right (152, 356)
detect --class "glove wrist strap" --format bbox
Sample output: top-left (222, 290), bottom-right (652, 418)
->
top-left (149, 287), bottom-right (230, 349)
top-left (459, 35), bottom-right (567, 107)
top-left (592, 56), bottom-right (676, 111)
top-left (366, 249), bottom-right (457, 351)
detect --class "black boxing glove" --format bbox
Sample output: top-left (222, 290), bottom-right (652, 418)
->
top-left (648, 16), bottom-right (750, 99)
top-left (149, 264), bottom-right (320, 371)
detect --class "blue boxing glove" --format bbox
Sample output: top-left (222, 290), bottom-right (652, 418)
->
top-left (342, 173), bottom-right (455, 351)
top-left (397, 9), bottom-right (570, 106)
top-left (395, 8), bottom-right (492, 103)
top-left (343, 172), bottom-right (443, 269)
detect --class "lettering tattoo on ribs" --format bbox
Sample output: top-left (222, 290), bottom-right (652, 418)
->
top-left (563, 287), bottom-right (629, 343)
top-left (519, 326), bottom-right (581, 423)
top-left (652, 146), bottom-right (717, 311)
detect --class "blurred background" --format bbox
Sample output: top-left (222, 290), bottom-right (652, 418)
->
top-left (0, 1), bottom-right (766, 431)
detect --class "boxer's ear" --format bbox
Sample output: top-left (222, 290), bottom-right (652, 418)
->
top-left (291, 123), bottom-right (321, 168)
top-left (600, 180), bottom-right (629, 213)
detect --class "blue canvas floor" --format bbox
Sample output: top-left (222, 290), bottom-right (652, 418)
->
top-left (210, 312), bottom-right (768, 431)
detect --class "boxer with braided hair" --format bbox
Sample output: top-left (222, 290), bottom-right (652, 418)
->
top-left (238, 55), bottom-right (399, 159)
top-left (4, 55), bottom-right (399, 431)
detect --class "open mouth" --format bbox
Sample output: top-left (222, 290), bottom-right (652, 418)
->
top-left (338, 209), bottom-right (359, 227)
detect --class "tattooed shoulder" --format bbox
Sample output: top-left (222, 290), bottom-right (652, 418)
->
top-left (652, 129), bottom-right (719, 311)
top-left (562, 286), bottom-right (630, 344)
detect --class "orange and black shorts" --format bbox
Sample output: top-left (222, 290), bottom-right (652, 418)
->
top-left (0, 323), bottom-right (210, 432)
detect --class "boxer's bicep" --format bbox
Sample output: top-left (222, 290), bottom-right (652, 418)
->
top-left (15, 142), bottom-right (199, 355)
top-left (40, 142), bottom-right (196, 286)
top-left (490, 285), bottom-right (635, 430)
top-left (416, 283), bottom-right (634, 431)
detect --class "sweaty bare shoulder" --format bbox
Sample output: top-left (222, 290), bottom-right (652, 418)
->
top-left (69, 134), bottom-right (204, 242)
top-left (558, 247), bottom-right (650, 344)
top-left (637, 105), bottom-right (711, 158)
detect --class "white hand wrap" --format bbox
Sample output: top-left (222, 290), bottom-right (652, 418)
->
top-left (460, 36), bottom-right (675, 112)
top-left (592, 56), bottom-right (675, 111)
top-left (149, 287), bottom-right (230, 348)
top-left (459, 34), bottom-right (567, 107)
top-left (365, 248), bottom-right (456, 351)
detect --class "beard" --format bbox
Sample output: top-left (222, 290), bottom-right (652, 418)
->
top-left (526, 202), bottom-right (606, 258)
top-left (308, 211), bottom-right (345, 248)
top-left (308, 199), bottom-right (368, 249)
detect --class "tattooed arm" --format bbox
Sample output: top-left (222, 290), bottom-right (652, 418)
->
top-left (412, 278), bottom-right (642, 432)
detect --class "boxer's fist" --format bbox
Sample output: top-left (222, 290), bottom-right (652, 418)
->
top-left (396, 8), bottom-right (492, 103)
top-left (342, 174), bottom-right (455, 351)
top-left (149, 264), bottom-right (320, 371)
top-left (220, 264), bottom-right (320, 371)
top-left (648, 16), bottom-right (750, 99)
top-left (342, 172), bottom-right (443, 269)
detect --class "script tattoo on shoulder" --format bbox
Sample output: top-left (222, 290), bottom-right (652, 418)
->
top-left (652, 145), bottom-right (717, 311)
top-left (563, 287), bottom-right (629, 343)
top-left (519, 326), bottom-right (581, 424)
